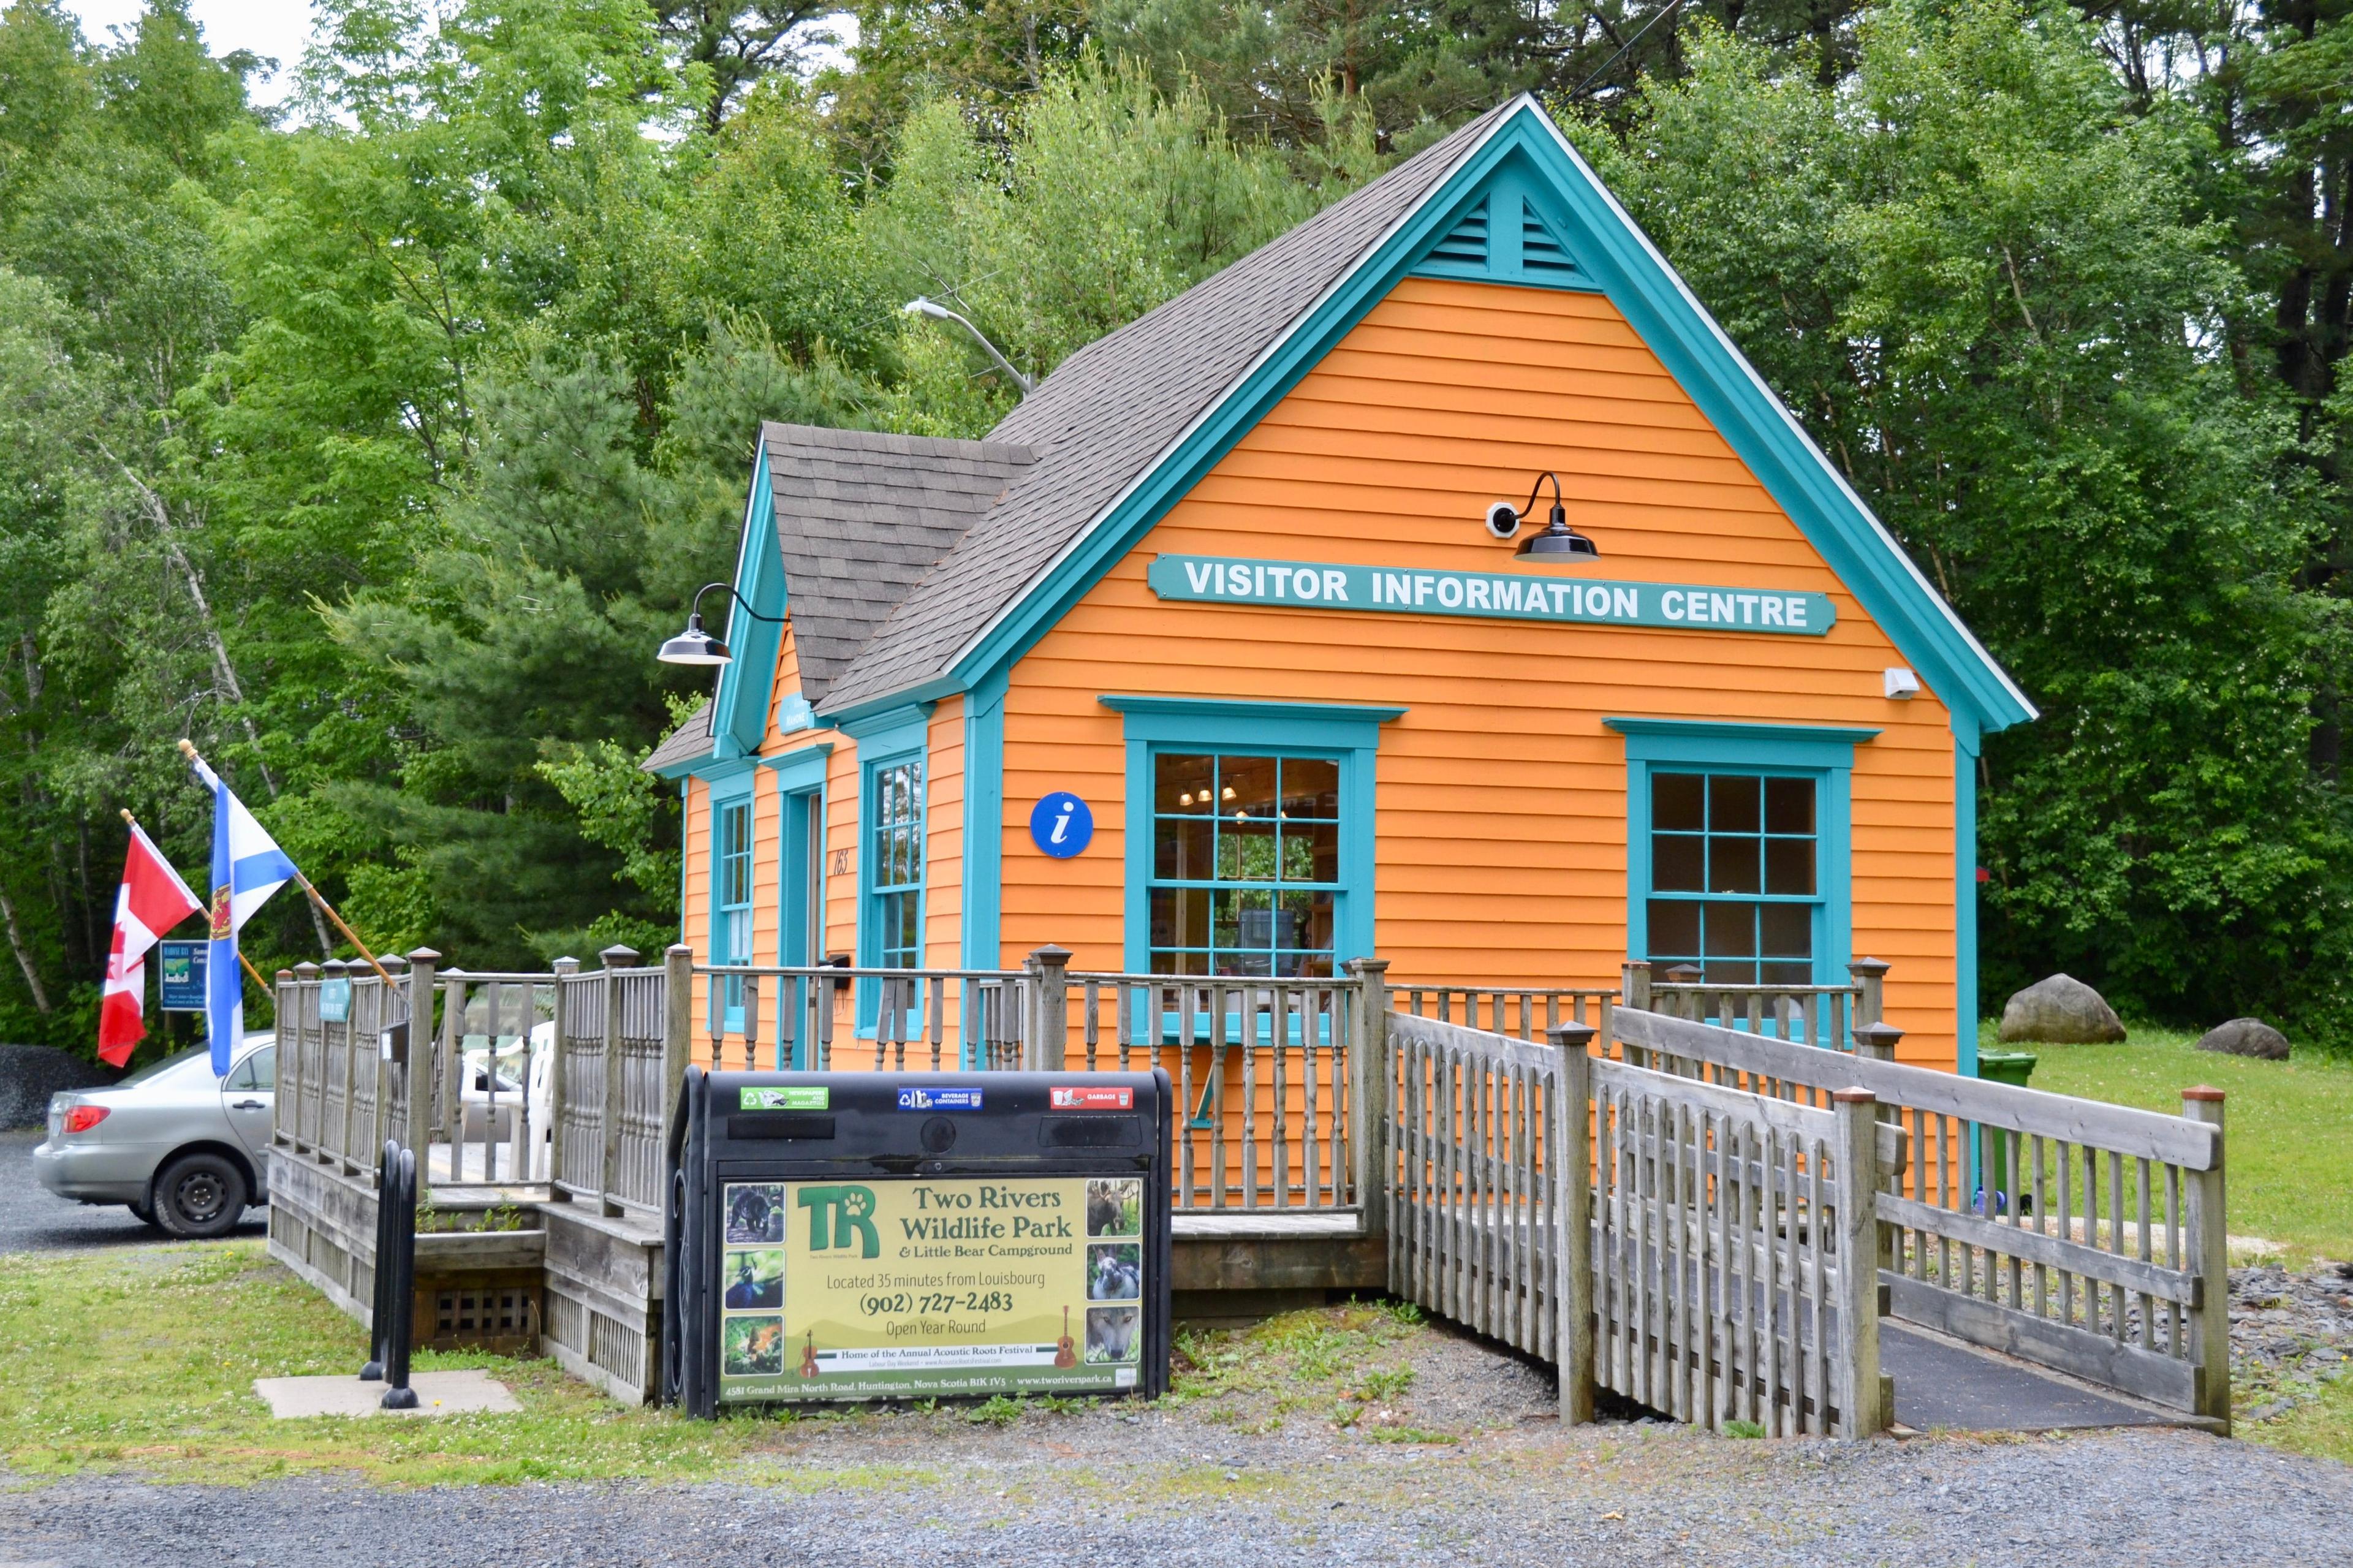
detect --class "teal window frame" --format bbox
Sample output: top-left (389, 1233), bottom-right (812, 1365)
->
top-left (1102, 696), bottom-right (1403, 980)
top-left (707, 768), bottom-right (757, 1031)
top-left (845, 706), bottom-right (931, 1036)
top-left (1610, 719), bottom-right (1876, 990)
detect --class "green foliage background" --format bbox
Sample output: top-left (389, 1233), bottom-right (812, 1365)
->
top-left (0, 0), bottom-right (2346, 1059)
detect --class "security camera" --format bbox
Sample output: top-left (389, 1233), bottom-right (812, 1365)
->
top-left (1483, 501), bottom-right (1523, 540)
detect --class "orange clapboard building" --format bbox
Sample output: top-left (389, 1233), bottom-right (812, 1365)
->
top-left (644, 96), bottom-right (2034, 1075)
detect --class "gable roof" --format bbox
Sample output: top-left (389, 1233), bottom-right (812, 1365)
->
top-left (761, 422), bottom-right (1038, 706)
top-left (683, 93), bottom-right (2030, 755)
top-left (814, 100), bottom-right (1521, 716)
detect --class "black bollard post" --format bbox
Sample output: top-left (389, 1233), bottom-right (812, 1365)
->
top-left (380, 1146), bottom-right (420, 1411)
top-left (360, 1138), bottom-right (399, 1381)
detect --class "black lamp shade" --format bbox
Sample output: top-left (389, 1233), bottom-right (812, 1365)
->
top-left (657, 612), bottom-right (732, 666)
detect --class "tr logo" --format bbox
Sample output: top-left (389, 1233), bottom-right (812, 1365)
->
top-left (797, 1184), bottom-right (880, 1258)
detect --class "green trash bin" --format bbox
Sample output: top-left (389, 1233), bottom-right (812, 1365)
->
top-left (1975, 1050), bottom-right (2037, 1215)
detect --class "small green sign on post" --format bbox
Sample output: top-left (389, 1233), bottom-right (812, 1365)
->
top-left (319, 977), bottom-right (352, 1024)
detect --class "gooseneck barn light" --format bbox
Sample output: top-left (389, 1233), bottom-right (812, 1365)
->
top-left (903, 297), bottom-right (1036, 396)
top-left (657, 583), bottom-right (787, 667)
top-left (1487, 472), bottom-right (1601, 559)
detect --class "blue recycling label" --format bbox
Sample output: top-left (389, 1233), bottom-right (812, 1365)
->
top-left (896, 1087), bottom-right (982, 1112)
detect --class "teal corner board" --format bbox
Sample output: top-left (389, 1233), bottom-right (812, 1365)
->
top-left (713, 451), bottom-right (788, 756)
top-left (941, 97), bottom-right (2029, 749)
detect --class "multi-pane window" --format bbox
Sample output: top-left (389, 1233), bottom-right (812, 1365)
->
top-left (1646, 771), bottom-right (1817, 985)
top-left (1148, 753), bottom-right (1339, 977)
top-left (869, 759), bottom-right (923, 969)
top-left (718, 798), bottom-right (753, 966)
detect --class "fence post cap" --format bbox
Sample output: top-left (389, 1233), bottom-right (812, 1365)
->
top-left (404, 947), bottom-right (441, 964)
top-left (665, 944), bottom-right (694, 960)
top-left (599, 944), bottom-right (642, 968)
top-left (275, 968), bottom-right (295, 981)
top-left (320, 957), bottom-right (349, 975)
top-left (1665, 963), bottom-right (1703, 982)
top-left (293, 961), bottom-right (321, 978)
top-left (2182, 1085), bottom-right (2226, 1103)
top-left (1856, 1022), bottom-right (1905, 1046)
top-left (552, 955), bottom-right (580, 974)
top-left (1548, 1022), bottom-right (1597, 1050)
top-left (1830, 1087), bottom-right (1877, 1105)
top-left (1847, 956), bottom-right (1892, 978)
top-left (1026, 944), bottom-right (1073, 967)
top-left (1346, 956), bottom-right (1392, 977)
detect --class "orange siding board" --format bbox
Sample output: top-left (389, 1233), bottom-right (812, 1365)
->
top-left (927, 698), bottom-right (966, 974)
top-left (999, 275), bottom-right (1963, 1068)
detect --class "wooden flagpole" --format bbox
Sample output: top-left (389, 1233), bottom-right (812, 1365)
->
top-left (173, 741), bottom-right (396, 986)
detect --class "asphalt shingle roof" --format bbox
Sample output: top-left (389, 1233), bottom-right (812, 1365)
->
top-left (759, 422), bottom-right (1038, 704)
top-left (815, 100), bottom-right (1517, 714)
top-left (643, 700), bottom-right (715, 772)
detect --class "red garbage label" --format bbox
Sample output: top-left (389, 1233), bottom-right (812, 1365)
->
top-left (1049, 1085), bottom-right (1132, 1110)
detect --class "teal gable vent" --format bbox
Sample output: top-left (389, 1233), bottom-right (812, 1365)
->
top-left (1410, 183), bottom-right (1595, 292)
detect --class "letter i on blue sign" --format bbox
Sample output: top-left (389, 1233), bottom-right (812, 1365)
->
top-left (1028, 792), bottom-right (1094, 859)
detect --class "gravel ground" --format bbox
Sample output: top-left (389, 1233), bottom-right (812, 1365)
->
top-left (2, 1417), bottom-right (2347, 1566)
top-left (0, 1127), bottom-right (264, 1254)
top-left (2232, 1257), bottom-right (2353, 1424)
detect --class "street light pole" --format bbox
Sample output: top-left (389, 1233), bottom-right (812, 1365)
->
top-left (903, 298), bottom-right (1036, 396)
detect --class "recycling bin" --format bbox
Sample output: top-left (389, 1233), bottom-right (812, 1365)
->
top-left (1974, 1050), bottom-right (2038, 1214)
top-left (664, 1068), bottom-right (1173, 1417)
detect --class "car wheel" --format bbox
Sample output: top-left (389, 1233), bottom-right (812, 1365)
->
top-left (127, 1199), bottom-right (162, 1230)
top-left (153, 1151), bottom-right (249, 1240)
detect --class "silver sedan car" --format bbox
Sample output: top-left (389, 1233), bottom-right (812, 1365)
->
top-left (31, 1032), bottom-right (275, 1238)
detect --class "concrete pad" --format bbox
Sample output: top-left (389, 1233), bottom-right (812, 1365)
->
top-left (253, 1369), bottom-right (521, 1419)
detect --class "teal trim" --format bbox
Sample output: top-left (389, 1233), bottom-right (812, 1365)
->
top-left (961, 668), bottom-right (1009, 969)
top-left (1614, 717), bottom-right (1869, 987)
top-left (708, 768), bottom-right (757, 1030)
top-left (779, 782), bottom-right (824, 970)
top-left (943, 98), bottom-right (2030, 742)
top-left (1605, 717), bottom-right (1881, 766)
top-left (713, 453), bottom-right (787, 759)
top-left (1097, 694), bottom-right (1406, 751)
top-left (1104, 695), bottom-right (1400, 974)
top-left (763, 741), bottom-right (832, 792)
top-left (681, 756), bottom-right (759, 786)
top-left (1409, 173), bottom-right (1599, 292)
top-left (1955, 721), bottom-right (1980, 1076)
top-left (850, 704), bottom-right (930, 1034)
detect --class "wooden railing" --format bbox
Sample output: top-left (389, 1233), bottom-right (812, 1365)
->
top-left (273, 957), bottom-right (414, 1173)
top-left (1629, 958), bottom-right (1892, 1055)
top-left (692, 959), bottom-right (1034, 1072)
top-left (1064, 965), bottom-right (1372, 1214)
top-left (1387, 1009), bottom-right (1890, 1436)
top-left (1610, 1006), bottom-right (2229, 1424)
top-left (1390, 983), bottom-right (1615, 1043)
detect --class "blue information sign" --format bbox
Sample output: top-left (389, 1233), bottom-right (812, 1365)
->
top-left (157, 941), bottom-right (207, 1012)
top-left (1028, 792), bottom-right (1094, 859)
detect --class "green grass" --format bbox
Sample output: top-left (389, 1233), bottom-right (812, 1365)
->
top-left (0, 1241), bottom-right (869, 1487)
top-left (1984, 1020), bottom-right (2353, 1264)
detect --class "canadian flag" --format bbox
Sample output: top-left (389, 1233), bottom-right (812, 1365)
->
top-left (97, 822), bottom-right (203, 1067)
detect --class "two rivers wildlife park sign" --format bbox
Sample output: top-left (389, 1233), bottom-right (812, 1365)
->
top-left (1147, 554), bottom-right (1838, 635)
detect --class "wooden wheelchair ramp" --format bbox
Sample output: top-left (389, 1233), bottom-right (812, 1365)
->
top-left (1378, 999), bottom-right (2232, 1437)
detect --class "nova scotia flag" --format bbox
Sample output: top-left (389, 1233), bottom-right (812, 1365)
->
top-left (188, 749), bottom-right (298, 1074)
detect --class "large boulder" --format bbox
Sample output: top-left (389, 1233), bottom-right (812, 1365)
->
top-left (2196, 1017), bottom-right (2290, 1061)
top-left (1999, 974), bottom-right (2126, 1044)
top-left (0, 1043), bottom-right (112, 1130)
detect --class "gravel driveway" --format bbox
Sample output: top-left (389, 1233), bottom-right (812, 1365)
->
top-left (2, 1418), bottom-right (2346, 1567)
top-left (0, 1127), bottom-right (263, 1254)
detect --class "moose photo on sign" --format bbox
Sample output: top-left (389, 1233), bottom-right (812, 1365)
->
top-left (1086, 1178), bottom-right (1140, 1238)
